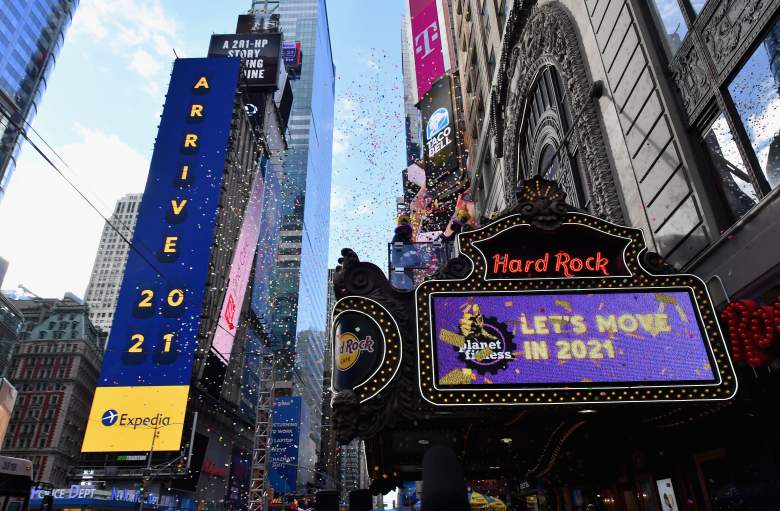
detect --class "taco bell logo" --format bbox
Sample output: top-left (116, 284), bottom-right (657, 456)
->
top-left (426, 107), bottom-right (449, 140)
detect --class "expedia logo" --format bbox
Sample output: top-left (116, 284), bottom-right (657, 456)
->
top-left (336, 332), bottom-right (375, 371)
top-left (105, 412), bottom-right (173, 430)
top-left (101, 409), bottom-right (119, 426)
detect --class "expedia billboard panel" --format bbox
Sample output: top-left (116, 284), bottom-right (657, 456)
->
top-left (333, 311), bottom-right (384, 391)
top-left (82, 58), bottom-right (241, 453)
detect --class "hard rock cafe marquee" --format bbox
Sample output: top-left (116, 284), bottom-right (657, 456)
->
top-left (329, 178), bottom-right (737, 479)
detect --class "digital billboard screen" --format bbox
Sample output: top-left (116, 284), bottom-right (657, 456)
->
top-left (208, 33), bottom-right (282, 91)
top-left (430, 289), bottom-right (717, 389)
top-left (410, 0), bottom-right (445, 100)
top-left (81, 58), bottom-right (241, 453)
top-left (268, 397), bottom-right (301, 493)
top-left (211, 157), bottom-right (266, 365)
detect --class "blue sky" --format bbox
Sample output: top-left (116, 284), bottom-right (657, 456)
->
top-left (0, 0), bottom-right (405, 297)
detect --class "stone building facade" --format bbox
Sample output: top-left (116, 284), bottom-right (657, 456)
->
top-left (1, 296), bottom-right (102, 486)
top-left (455, 0), bottom-right (780, 309)
top-left (447, 0), bottom-right (780, 507)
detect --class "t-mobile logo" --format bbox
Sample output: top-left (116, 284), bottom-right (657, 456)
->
top-left (415, 21), bottom-right (440, 59)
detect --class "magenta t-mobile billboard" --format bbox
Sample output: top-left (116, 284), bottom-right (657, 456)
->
top-left (410, 0), bottom-right (446, 100)
top-left (211, 163), bottom-right (265, 364)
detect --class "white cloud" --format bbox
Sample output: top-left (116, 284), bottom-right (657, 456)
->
top-left (0, 126), bottom-right (149, 298)
top-left (330, 188), bottom-right (346, 210)
top-left (71, 0), bottom-right (179, 83)
top-left (129, 49), bottom-right (162, 78)
top-left (332, 127), bottom-right (349, 156)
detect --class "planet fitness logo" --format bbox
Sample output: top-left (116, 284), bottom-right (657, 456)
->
top-left (101, 409), bottom-right (119, 427)
top-left (336, 332), bottom-right (375, 371)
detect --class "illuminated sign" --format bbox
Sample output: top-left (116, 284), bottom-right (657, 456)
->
top-left (330, 296), bottom-right (402, 401)
top-left (471, 223), bottom-right (631, 280)
top-left (82, 58), bottom-right (241, 452)
top-left (208, 33), bottom-right (282, 91)
top-left (418, 75), bottom-right (462, 237)
top-left (431, 290), bottom-right (717, 387)
top-left (268, 397), bottom-right (301, 493)
top-left (211, 162), bottom-right (265, 364)
top-left (414, 183), bottom-right (737, 405)
top-left (332, 309), bottom-right (385, 391)
top-left (409, 0), bottom-right (446, 100)
top-left (421, 76), bottom-right (457, 177)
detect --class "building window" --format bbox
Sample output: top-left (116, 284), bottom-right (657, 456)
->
top-left (648, 0), bottom-right (688, 55)
top-left (690, 0), bottom-right (706, 14)
top-left (516, 65), bottom-right (587, 208)
top-left (727, 21), bottom-right (780, 191)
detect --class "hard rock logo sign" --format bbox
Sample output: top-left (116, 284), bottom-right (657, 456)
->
top-left (336, 332), bottom-right (375, 371)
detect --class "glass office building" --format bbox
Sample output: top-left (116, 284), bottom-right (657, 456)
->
top-left (0, 0), bottom-right (78, 200)
top-left (270, 0), bottom-right (335, 492)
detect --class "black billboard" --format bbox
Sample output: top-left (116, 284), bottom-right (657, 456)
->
top-left (420, 75), bottom-right (459, 184)
top-left (208, 33), bottom-right (282, 91)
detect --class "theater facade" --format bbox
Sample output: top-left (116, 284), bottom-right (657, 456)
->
top-left (332, 1), bottom-right (780, 509)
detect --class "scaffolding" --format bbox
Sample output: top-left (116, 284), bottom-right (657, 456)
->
top-left (249, 355), bottom-right (275, 511)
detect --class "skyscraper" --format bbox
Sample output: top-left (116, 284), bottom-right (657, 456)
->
top-left (267, 0), bottom-right (335, 491)
top-left (83, 193), bottom-right (142, 337)
top-left (0, 0), bottom-right (79, 200)
top-left (401, 13), bottom-right (422, 165)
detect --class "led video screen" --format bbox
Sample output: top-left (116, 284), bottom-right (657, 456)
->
top-left (431, 290), bottom-right (717, 388)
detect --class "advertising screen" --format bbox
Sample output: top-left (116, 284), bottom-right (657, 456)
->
top-left (410, 0), bottom-right (446, 100)
top-left (421, 75), bottom-right (457, 179)
top-left (81, 58), bottom-right (241, 453)
top-left (430, 290), bottom-right (717, 388)
top-left (211, 157), bottom-right (266, 364)
top-left (208, 33), bottom-right (282, 91)
top-left (268, 397), bottom-right (301, 493)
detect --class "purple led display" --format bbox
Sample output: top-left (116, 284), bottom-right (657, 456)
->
top-left (431, 290), bottom-right (717, 387)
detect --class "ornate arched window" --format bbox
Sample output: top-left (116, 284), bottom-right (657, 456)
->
top-left (515, 65), bottom-right (587, 208)
top-left (494, 3), bottom-right (624, 223)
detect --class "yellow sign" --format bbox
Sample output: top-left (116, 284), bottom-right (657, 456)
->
top-left (81, 385), bottom-right (189, 452)
top-left (336, 332), bottom-right (362, 370)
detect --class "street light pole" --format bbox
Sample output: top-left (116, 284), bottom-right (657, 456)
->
top-left (137, 426), bottom-right (160, 511)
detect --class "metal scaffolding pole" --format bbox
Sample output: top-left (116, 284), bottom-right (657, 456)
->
top-left (249, 355), bottom-right (275, 511)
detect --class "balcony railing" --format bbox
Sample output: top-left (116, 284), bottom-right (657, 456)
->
top-left (388, 241), bottom-right (455, 291)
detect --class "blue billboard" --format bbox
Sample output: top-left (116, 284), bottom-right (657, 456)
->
top-left (82, 57), bottom-right (242, 452)
top-left (268, 396), bottom-right (302, 493)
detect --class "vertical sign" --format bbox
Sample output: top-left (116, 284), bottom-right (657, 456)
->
top-left (81, 58), bottom-right (241, 453)
top-left (211, 159), bottom-right (266, 364)
top-left (418, 75), bottom-right (460, 237)
top-left (268, 397), bottom-right (301, 493)
top-left (410, 0), bottom-right (446, 100)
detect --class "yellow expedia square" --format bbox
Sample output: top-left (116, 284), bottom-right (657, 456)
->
top-left (81, 385), bottom-right (189, 453)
